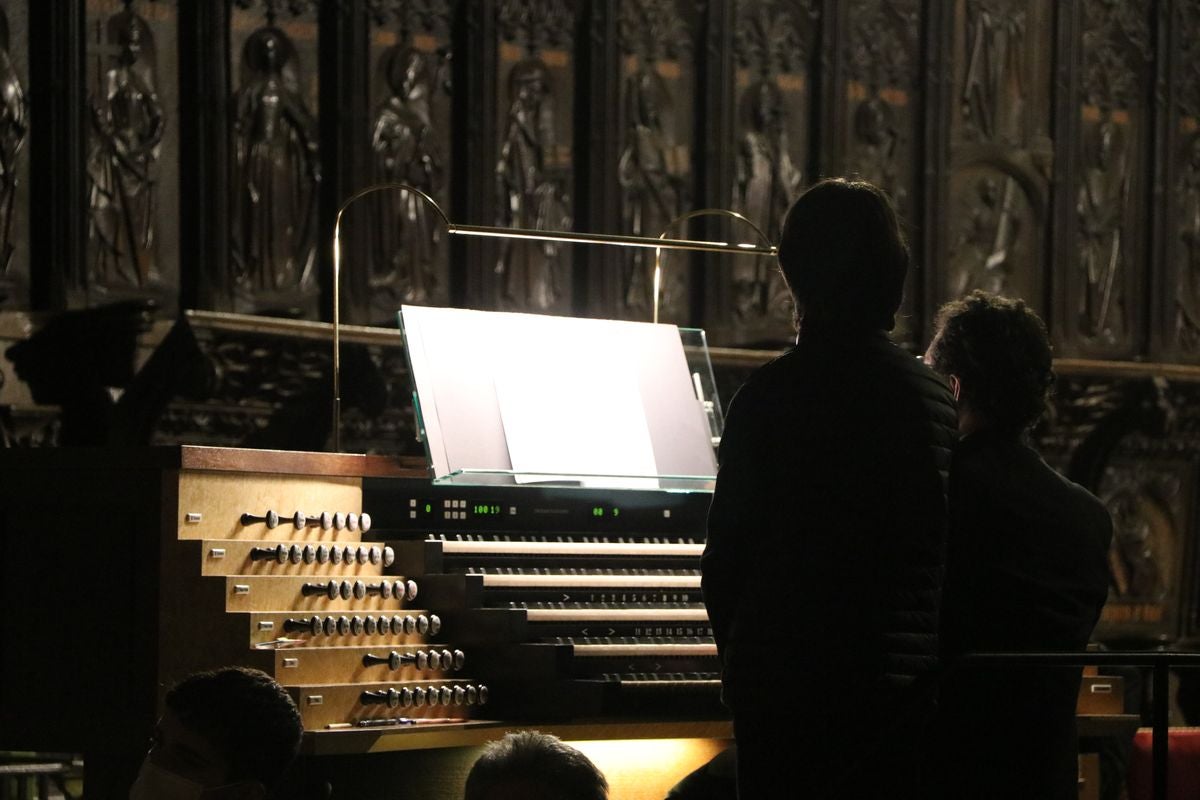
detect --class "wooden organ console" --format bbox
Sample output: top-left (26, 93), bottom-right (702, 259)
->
top-left (0, 446), bottom-right (731, 799)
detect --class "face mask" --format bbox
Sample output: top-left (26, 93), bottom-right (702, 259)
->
top-left (129, 759), bottom-right (207, 800)
top-left (129, 759), bottom-right (254, 800)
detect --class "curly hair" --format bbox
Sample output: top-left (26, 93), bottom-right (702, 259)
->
top-left (165, 667), bottom-right (302, 790)
top-left (777, 178), bottom-right (909, 332)
top-left (465, 731), bottom-right (608, 800)
top-left (926, 291), bottom-right (1055, 435)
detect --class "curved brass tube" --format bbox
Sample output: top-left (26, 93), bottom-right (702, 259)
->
top-left (330, 185), bottom-right (778, 450)
top-left (653, 209), bottom-right (775, 324)
top-left (331, 183), bottom-right (452, 452)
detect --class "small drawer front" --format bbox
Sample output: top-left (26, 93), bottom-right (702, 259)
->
top-left (225, 576), bottom-right (418, 613)
top-left (176, 470), bottom-right (365, 541)
top-left (202, 540), bottom-right (393, 577)
top-left (289, 680), bottom-right (489, 730)
top-left (1076, 676), bottom-right (1125, 715)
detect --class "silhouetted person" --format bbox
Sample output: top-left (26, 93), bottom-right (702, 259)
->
top-left (924, 291), bottom-right (1113, 800)
top-left (129, 667), bottom-right (303, 800)
top-left (463, 731), bottom-right (608, 800)
top-left (702, 178), bottom-right (957, 799)
top-left (662, 746), bottom-right (736, 800)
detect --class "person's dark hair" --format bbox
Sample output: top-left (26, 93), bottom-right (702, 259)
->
top-left (776, 177), bottom-right (909, 332)
top-left (165, 667), bottom-right (302, 790)
top-left (926, 290), bottom-right (1055, 435)
top-left (464, 731), bottom-right (608, 800)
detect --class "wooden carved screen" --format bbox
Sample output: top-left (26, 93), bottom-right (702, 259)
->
top-left (698, 0), bottom-right (817, 347)
top-left (227, 0), bottom-right (321, 318)
top-left (355, 0), bottom-right (453, 323)
top-left (1095, 453), bottom-right (1195, 643)
top-left (485, 0), bottom-right (576, 316)
top-left (836, 0), bottom-right (923, 344)
top-left (81, 0), bottom-right (177, 313)
top-left (723, 0), bottom-right (816, 345)
top-left (0, 1), bottom-right (25, 311)
top-left (611, 0), bottom-right (696, 326)
top-left (935, 0), bottom-right (1053, 322)
top-left (1053, 1), bottom-right (1153, 359)
top-left (1159, 1), bottom-right (1200, 362)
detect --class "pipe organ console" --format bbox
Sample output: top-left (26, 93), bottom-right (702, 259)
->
top-left (364, 476), bottom-right (722, 720)
top-left (0, 446), bottom-right (731, 799)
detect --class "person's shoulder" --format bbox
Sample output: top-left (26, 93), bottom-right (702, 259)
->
top-left (868, 336), bottom-right (953, 393)
top-left (730, 349), bottom-right (800, 399)
top-left (1028, 451), bottom-right (1114, 539)
top-left (1063, 475), bottom-right (1113, 536)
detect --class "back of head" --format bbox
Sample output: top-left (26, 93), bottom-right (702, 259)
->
top-left (464, 731), bottom-right (608, 800)
top-left (926, 290), bottom-right (1055, 436)
top-left (165, 666), bottom-right (303, 791)
top-left (776, 178), bottom-right (909, 333)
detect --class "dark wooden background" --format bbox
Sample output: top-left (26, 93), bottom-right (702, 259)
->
top-left (0, 0), bottom-right (1193, 352)
top-left (2, 0), bottom-right (1200, 649)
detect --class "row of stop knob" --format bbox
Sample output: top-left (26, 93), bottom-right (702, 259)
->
top-left (241, 510), bottom-right (372, 532)
top-left (284, 613), bottom-right (441, 637)
top-left (362, 649), bottom-right (465, 672)
top-left (301, 578), bottom-right (417, 601)
top-left (361, 684), bottom-right (488, 709)
top-left (251, 543), bottom-right (394, 567)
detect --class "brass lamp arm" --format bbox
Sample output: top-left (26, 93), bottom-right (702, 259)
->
top-left (331, 184), bottom-right (777, 451)
top-left (653, 208), bottom-right (775, 324)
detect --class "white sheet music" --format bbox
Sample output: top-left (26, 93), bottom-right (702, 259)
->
top-left (491, 315), bottom-right (659, 488)
top-left (400, 305), bottom-right (715, 488)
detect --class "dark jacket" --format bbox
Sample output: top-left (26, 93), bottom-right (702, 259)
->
top-left (702, 329), bottom-right (957, 712)
top-left (931, 429), bottom-right (1113, 800)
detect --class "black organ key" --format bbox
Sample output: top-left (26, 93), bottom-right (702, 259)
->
top-left (301, 580), bottom-right (344, 600)
top-left (249, 544), bottom-right (289, 564)
top-left (240, 510), bottom-right (280, 529)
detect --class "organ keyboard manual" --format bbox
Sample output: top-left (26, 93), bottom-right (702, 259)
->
top-left (0, 307), bottom-right (733, 799)
top-left (393, 306), bottom-right (724, 717)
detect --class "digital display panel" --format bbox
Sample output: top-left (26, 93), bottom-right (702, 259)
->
top-left (472, 503), bottom-right (503, 517)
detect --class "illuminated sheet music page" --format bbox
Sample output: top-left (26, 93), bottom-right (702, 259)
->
top-left (491, 314), bottom-right (659, 489)
top-left (400, 305), bottom-right (716, 489)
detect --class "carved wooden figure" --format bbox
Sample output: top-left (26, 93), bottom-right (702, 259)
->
top-left (1061, 0), bottom-right (1152, 357)
top-left (1169, 2), bottom-right (1200, 358)
top-left (370, 47), bottom-right (444, 303)
top-left (86, 3), bottom-right (163, 293)
top-left (226, 0), bottom-right (320, 316)
top-left (839, 0), bottom-right (921, 344)
top-left (364, 0), bottom-right (452, 318)
top-left (615, 0), bottom-right (693, 323)
top-left (940, 0), bottom-right (1050, 317)
top-left (231, 25), bottom-right (320, 298)
top-left (0, 3), bottom-right (24, 300)
top-left (729, 0), bottom-right (813, 334)
top-left (961, 0), bottom-right (1026, 144)
top-left (494, 0), bottom-right (574, 315)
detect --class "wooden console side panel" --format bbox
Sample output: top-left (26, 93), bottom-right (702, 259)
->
top-left (0, 461), bottom-right (165, 755)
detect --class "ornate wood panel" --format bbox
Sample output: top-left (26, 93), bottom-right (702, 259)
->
top-left (81, 0), bottom-right (178, 313)
top-left (0, 1), bottom-right (27, 311)
top-left (341, 0), bottom-right (453, 324)
top-left (227, 0), bottom-right (321, 318)
top-left (610, 0), bottom-right (696, 325)
top-left (833, 0), bottom-right (923, 345)
top-left (698, 0), bottom-right (819, 347)
top-left (1095, 454), bottom-right (1195, 643)
top-left (487, 0), bottom-right (576, 316)
top-left (713, 0), bottom-right (818, 346)
top-left (934, 0), bottom-right (1053, 319)
top-left (1160, 0), bottom-right (1200, 362)
top-left (1053, 0), bottom-right (1153, 359)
